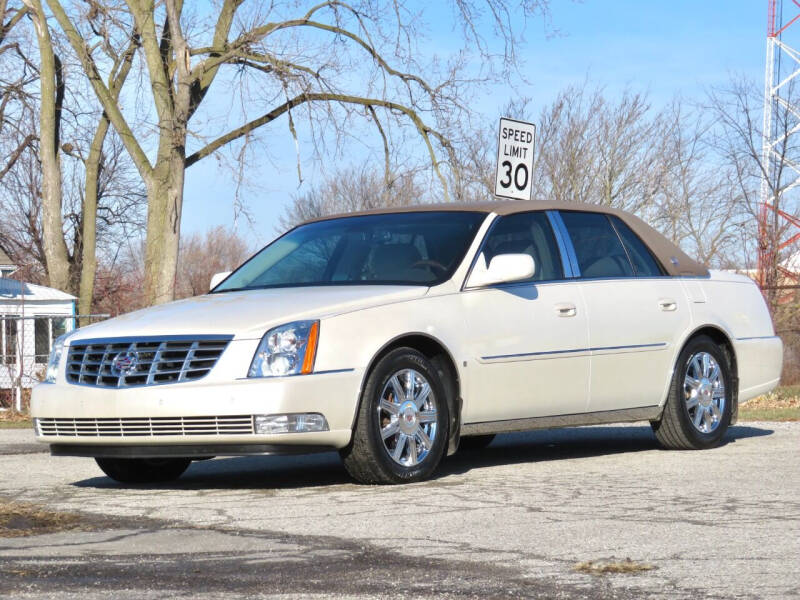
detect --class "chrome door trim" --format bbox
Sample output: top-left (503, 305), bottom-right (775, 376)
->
top-left (480, 341), bottom-right (667, 362)
top-left (546, 211), bottom-right (581, 278)
top-left (461, 405), bottom-right (662, 435)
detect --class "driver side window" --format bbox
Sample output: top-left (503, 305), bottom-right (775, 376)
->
top-left (482, 212), bottom-right (564, 282)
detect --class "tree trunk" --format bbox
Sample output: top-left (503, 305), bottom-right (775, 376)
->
top-left (77, 118), bottom-right (111, 322)
top-left (26, 0), bottom-right (71, 292)
top-left (143, 148), bottom-right (186, 305)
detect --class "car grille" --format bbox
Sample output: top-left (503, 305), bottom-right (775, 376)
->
top-left (66, 336), bottom-right (232, 388)
top-left (36, 415), bottom-right (255, 437)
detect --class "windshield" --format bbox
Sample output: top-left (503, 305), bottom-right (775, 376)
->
top-left (214, 211), bottom-right (486, 291)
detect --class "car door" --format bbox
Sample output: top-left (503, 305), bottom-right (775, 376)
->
top-left (557, 211), bottom-right (691, 412)
top-left (460, 211), bottom-right (590, 424)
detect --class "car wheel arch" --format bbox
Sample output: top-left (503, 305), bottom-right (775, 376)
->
top-left (667, 324), bottom-right (739, 422)
top-left (354, 332), bottom-right (462, 454)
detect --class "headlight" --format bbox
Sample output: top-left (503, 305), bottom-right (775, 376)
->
top-left (248, 321), bottom-right (319, 378)
top-left (44, 333), bottom-right (68, 383)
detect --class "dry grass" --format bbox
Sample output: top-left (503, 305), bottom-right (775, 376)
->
top-left (574, 559), bottom-right (655, 576)
top-left (740, 386), bottom-right (800, 421)
top-left (0, 411), bottom-right (32, 429)
top-left (0, 500), bottom-right (82, 538)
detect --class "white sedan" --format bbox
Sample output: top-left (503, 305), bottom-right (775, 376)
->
top-left (32, 201), bottom-right (782, 484)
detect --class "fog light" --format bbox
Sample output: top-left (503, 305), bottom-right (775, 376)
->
top-left (254, 413), bottom-right (329, 434)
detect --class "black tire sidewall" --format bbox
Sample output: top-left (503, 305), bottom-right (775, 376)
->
top-left (673, 337), bottom-right (732, 448)
top-left (362, 349), bottom-right (449, 483)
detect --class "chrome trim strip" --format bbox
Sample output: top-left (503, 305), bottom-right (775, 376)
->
top-left (312, 368), bottom-right (356, 375)
top-left (67, 334), bottom-right (234, 347)
top-left (461, 405), bottom-right (662, 436)
top-left (547, 211), bottom-right (581, 277)
top-left (546, 210), bottom-right (577, 278)
top-left (237, 368), bottom-right (355, 381)
top-left (735, 335), bottom-right (781, 342)
top-left (481, 342), bottom-right (667, 361)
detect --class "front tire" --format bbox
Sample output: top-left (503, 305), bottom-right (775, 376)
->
top-left (95, 457), bottom-right (191, 483)
top-left (341, 348), bottom-right (449, 484)
top-left (652, 335), bottom-right (732, 450)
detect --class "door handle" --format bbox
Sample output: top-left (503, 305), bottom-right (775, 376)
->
top-left (554, 303), bottom-right (577, 317)
top-left (658, 299), bottom-right (677, 312)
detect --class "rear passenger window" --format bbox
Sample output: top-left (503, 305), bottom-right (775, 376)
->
top-left (482, 212), bottom-right (564, 281)
top-left (610, 216), bottom-right (664, 277)
top-left (560, 212), bottom-right (634, 278)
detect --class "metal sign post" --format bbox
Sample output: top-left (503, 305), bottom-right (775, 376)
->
top-left (494, 117), bottom-right (536, 200)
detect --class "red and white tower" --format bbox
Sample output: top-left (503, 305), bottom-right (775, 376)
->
top-left (759, 0), bottom-right (800, 291)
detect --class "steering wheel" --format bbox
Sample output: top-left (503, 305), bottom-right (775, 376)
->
top-left (411, 259), bottom-right (448, 275)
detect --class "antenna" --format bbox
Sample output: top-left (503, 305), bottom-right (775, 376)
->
top-left (760, 0), bottom-right (800, 291)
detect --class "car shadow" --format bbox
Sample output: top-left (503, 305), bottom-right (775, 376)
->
top-left (440, 424), bottom-right (773, 478)
top-left (71, 424), bottom-right (774, 491)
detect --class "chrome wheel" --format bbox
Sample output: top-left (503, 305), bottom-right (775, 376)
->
top-left (684, 351), bottom-right (726, 434)
top-left (377, 368), bottom-right (438, 467)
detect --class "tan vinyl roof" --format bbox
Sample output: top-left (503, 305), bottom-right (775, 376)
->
top-left (301, 199), bottom-right (709, 278)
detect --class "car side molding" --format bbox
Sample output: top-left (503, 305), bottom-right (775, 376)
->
top-left (461, 405), bottom-right (662, 436)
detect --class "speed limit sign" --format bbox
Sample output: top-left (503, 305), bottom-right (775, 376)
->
top-left (494, 117), bottom-right (536, 200)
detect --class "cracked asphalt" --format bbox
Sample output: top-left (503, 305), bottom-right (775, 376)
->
top-left (1, 422), bottom-right (798, 599)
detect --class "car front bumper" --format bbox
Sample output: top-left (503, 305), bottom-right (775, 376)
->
top-left (31, 369), bottom-right (364, 455)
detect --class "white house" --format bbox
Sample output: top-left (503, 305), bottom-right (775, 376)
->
top-left (0, 248), bottom-right (76, 395)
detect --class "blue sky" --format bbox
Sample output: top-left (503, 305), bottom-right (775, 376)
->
top-left (181, 0), bottom-right (769, 247)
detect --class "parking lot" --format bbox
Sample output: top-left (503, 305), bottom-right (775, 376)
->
top-left (1, 422), bottom-right (798, 599)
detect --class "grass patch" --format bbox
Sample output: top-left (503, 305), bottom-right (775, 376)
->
top-left (574, 559), bottom-right (655, 576)
top-left (0, 420), bottom-right (32, 429)
top-left (740, 387), bottom-right (800, 422)
top-left (0, 499), bottom-right (82, 538)
top-left (0, 412), bottom-right (32, 429)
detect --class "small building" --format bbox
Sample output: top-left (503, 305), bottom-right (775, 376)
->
top-left (0, 248), bottom-right (76, 395)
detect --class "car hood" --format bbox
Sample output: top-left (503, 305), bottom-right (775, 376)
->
top-left (69, 286), bottom-right (429, 342)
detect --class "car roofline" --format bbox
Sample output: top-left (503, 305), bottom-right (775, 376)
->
top-left (298, 199), bottom-right (710, 278)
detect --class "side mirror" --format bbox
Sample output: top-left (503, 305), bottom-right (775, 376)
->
top-left (209, 271), bottom-right (232, 291)
top-left (466, 253), bottom-right (535, 288)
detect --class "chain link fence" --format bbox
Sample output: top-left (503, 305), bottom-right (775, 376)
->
top-left (0, 314), bottom-right (108, 412)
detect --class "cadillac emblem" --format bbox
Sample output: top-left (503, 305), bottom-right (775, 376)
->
top-left (111, 351), bottom-right (139, 376)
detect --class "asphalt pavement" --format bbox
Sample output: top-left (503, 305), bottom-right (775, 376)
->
top-left (1, 422), bottom-right (798, 599)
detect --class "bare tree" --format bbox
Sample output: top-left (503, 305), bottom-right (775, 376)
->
top-left (0, 2), bottom-right (146, 318)
top-left (175, 226), bottom-right (251, 298)
top-left (450, 83), bottom-right (752, 269)
top-left (44, 0), bottom-right (552, 306)
top-left (0, 2), bottom-right (36, 185)
top-left (706, 76), bottom-right (800, 308)
top-left (22, 0), bottom-right (70, 291)
top-left (280, 167), bottom-right (424, 229)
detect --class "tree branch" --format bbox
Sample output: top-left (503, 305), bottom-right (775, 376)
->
top-left (0, 4), bottom-right (27, 45)
top-left (124, 0), bottom-right (175, 122)
top-left (46, 0), bottom-right (153, 178)
top-left (185, 92), bottom-right (452, 200)
top-left (186, 0), bottom-right (242, 119)
top-left (0, 133), bottom-right (34, 181)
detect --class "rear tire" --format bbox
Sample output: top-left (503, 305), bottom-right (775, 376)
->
top-left (652, 335), bottom-right (732, 450)
top-left (95, 457), bottom-right (191, 483)
top-left (341, 348), bottom-right (449, 484)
